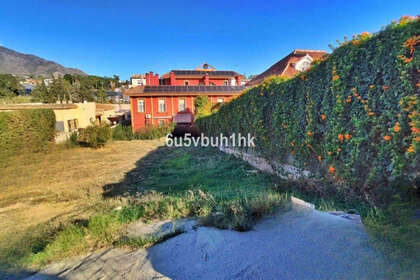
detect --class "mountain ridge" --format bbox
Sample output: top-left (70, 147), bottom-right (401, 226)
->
top-left (0, 46), bottom-right (86, 77)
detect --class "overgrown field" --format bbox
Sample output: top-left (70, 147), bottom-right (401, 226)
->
top-left (197, 17), bottom-right (420, 205)
top-left (0, 142), bottom-right (289, 274)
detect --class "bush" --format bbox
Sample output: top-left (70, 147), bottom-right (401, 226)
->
top-left (112, 124), bottom-right (134, 140)
top-left (197, 18), bottom-right (420, 205)
top-left (78, 124), bottom-right (112, 148)
top-left (0, 109), bottom-right (56, 161)
top-left (134, 123), bottom-right (175, 140)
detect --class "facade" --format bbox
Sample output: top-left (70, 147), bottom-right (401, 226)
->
top-left (247, 49), bottom-right (328, 86)
top-left (125, 64), bottom-right (244, 132)
top-left (129, 74), bottom-right (146, 88)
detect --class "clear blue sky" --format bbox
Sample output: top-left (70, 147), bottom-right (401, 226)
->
top-left (1, 0), bottom-right (419, 80)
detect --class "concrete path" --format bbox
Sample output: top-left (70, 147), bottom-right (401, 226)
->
top-left (26, 202), bottom-right (388, 280)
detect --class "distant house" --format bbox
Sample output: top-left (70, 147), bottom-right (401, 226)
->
top-left (129, 74), bottom-right (146, 88)
top-left (44, 78), bottom-right (54, 86)
top-left (106, 90), bottom-right (129, 103)
top-left (124, 63), bottom-right (244, 132)
top-left (247, 49), bottom-right (328, 86)
top-left (22, 83), bottom-right (34, 94)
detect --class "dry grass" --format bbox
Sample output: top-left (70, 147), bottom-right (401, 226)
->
top-left (0, 139), bottom-right (164, 239)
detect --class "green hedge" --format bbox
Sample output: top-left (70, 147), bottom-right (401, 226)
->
top-left (0, 109), bottom-right (56, 160)
top-left (112, 124), bottom-right (175, 140)
top-left (197, 18), bottom-right (420, 204)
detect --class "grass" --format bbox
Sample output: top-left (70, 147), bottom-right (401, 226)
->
top-left (0, 139), bottom-right (165, 272)
top-left (1, 140), bottom-right (417, 278)
top-left (0, 143), bottom-right (289, 273)
top-left (0, 95), bottom-right (33, 104)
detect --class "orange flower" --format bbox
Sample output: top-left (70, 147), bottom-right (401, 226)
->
top-left (383, 135), bottom-right (391, 141)
top-left (393, 123), bottom-right (401, 133)
top-left (368, 112), bottom-right (375, 116)
top-left (411, 127), bottom-right (420, 134)
top-left (321, 114), bottom-right (326, 120)
top-left (338, 134), bottom-right (344, 142)
top-left (337, 147), bottom-right (342, 152)
top-left (332, 75), bottom-right (340, 81)
top-left (327, 151), bottom-right (332, 155)
top-left (328, 166), bottom-right (335, 174)
top-left (383, 85), bottom-right (389, 90)
top-left (346, 98), bottom-right (352, 103)
top-left (344, 134), bottom-right (352, 140)
top-left (307, 131), bottom-right (313, 136)
top-left (407, 144), bottom-right (415, 154)
top-left (317, 155), bottom-right (322, 162)
top-left (414, 136), bottom-right (420, 142)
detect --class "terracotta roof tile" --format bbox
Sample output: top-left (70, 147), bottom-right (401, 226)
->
top-left (247, 49), bottom-right (328, 86)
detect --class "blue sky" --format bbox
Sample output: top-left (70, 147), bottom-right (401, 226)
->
top-left (1, 0), bottom-right (419, 80)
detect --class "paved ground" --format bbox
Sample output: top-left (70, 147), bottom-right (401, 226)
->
top-left (25, 202), bottom-right (388, 280)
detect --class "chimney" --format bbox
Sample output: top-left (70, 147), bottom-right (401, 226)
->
top-left (170, 72), bottom-right (175, 85)
top-left (235, 75), bottom-right (242, 86)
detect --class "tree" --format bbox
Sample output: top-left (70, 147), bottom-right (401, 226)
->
top-left (31, 82), bottom-right (51, 103)
top-left (96, 88), bottom-right (107, 103)
top-left (0, 74), bottom-right (23, 98)
top-left (194, 95), bottom-right (213, 118)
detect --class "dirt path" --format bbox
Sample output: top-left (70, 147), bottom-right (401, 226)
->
top-left (26, 201), bottom-right (388, 280)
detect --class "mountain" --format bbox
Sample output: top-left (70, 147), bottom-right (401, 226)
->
top-left (0, 46), bottom-right (86, 77)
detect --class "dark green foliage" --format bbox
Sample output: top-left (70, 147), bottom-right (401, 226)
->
top-left (78, 124), bottom-right (112, 148)
top-left (112, 124), bottom-right (175, 140)
top-left (0, 109), bottom-right (56, 161)
top-left (112, 125), bottom-right (134, 140)
top-left (0, 74), bottom-right (23, 98)
top-left (197, 19), bottom-right (420, 204)
top-left (194, 95), bottom-right (212, 118)
top-left (133, 123), bottom-right (175, 140)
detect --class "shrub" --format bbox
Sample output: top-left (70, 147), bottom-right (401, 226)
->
top-left (134, 123), bottom-right (175, 140)
top-left (0, 109), bottom-right (56, 161)
top-left (197, 18), bottom-right (420, 205)
top-left (78, 124), bottom-right (112, 148)
top-left (112, 124), bottom-right (134, 140)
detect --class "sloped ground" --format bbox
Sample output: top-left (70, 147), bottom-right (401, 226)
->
top-left (26, 202), bottom-right (388, 280)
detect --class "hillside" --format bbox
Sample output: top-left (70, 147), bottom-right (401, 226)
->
top-left (0, 46), bottom-right (86, 77)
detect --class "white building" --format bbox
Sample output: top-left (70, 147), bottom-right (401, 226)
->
top-left (129, 74), bottom-right (146, 88)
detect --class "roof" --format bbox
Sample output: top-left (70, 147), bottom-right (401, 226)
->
top-left (247, 49), bottom-right (328, 86)
top-left (124, 85), bottom-right (245, 97)
top-left (131, 74), bottom-right (145, 79)
top-left (161, 70), bottom-right (240, 79)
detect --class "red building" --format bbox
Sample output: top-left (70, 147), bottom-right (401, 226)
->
top-left (125, 64), bottom-right (244, 132)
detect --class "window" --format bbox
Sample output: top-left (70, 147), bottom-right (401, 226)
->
top-left (158, 99), bottom-right (166, 112)
top-left (56, 121), bottom-right (64, 132)
top-left (178, 99), bottom-right (185, 111)
top-left (158, 120), bottom-right (165, 127)
top-left (184, 81), bottom-right (189, 86)
top-left (224, 80), bottom-right (229, 86)
top-left (138, 99), bottom-right (145, 112)
top-left (217, 98), bottom-right (224, 103)
top-left (67, 119), bottom-right (79, 132)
